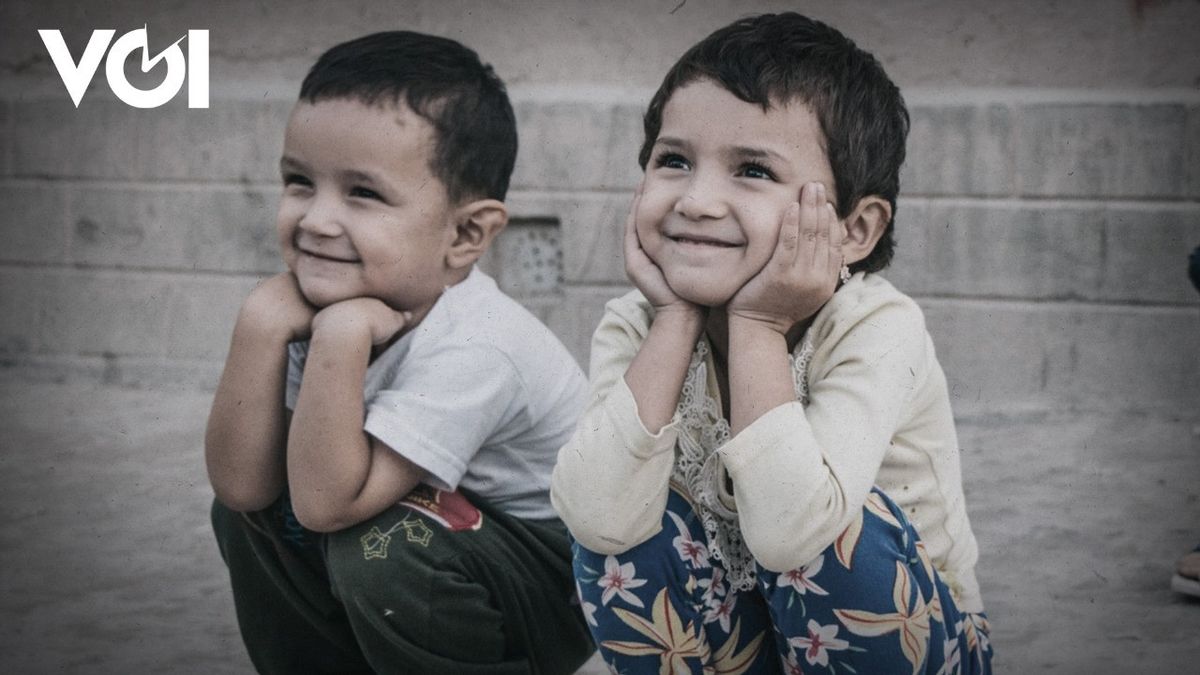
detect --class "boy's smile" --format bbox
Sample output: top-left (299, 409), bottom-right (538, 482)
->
top-left (637, 78), bottom-right (839, 307)
top-left (276, 98), bottom-right (459, 313)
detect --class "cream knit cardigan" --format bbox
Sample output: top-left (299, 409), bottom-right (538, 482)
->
top-left (551, 273), bottom-right (984, 613)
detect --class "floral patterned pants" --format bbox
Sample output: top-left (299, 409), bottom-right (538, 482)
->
top-left (573, 487), bottom-right (992, 674)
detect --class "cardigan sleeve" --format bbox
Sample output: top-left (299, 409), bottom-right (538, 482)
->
top-left (550, 294), bottom-right (678, 554)
top-left (718, 287), bottom-right (928, 572)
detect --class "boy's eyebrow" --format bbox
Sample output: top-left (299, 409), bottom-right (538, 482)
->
top-left (277, 158), bottom-right (390, 187)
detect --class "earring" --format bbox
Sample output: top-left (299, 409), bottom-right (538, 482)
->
top-left (839, 263), bottom-right (852, 284)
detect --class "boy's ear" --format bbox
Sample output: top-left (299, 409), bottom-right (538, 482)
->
top-left (840, 195), bottom-right (891, 266)
top-left (446, 199), bottom-right (508, 270)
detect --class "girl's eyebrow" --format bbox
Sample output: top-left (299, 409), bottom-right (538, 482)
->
top-left (654, 136), bottom-right (689, 150)
top-left (727, 145), bottom-right (788, 165)
top-left (655, 136), bottom-right (788, 165)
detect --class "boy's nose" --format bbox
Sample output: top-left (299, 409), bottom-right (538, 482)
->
top-left (297, 196), bottom-right (344, 237)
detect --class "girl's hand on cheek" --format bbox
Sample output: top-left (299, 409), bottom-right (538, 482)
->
top-left (624, 182), bottom-right (702, 319)
top-left (727, 181), bottom-right (843, 335)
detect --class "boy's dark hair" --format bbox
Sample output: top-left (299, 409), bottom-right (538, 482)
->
top-left (300, 31), bottom-right (517, 203)
top-left (639, 13), bottom-right (909, 273)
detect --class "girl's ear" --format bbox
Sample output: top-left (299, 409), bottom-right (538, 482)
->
top-left (840, 195), bottom-right (892, 266)
top-left (446, 199), bottom-right (508, 270)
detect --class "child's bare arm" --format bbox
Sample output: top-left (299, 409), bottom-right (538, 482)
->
top-left (205, 273), bottom-right (314, 511)
top-left (286, 297), bottom-right (425, 533)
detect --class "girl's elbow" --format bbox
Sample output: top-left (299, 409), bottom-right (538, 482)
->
top-left (745, 527), bottom-right (823, 573)
top-left (742, 510), bottom-right (847, 573)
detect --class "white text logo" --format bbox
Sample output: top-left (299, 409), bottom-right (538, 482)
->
top-left (39, 26), bottom-right (209, 108)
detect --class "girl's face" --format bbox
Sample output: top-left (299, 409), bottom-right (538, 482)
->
top-left (637, 78), bottom-right (840, 307)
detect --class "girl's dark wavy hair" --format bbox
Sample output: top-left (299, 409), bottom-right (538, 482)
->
top-left (300, 31), bottom-right (517, 203)
top-left (639, 13), bottom-right (909, 273)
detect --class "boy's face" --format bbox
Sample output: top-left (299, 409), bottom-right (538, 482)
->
top-left (276, 98), bottom-right (458, 311)
top-left (637, 78), bottom-right (838, 307)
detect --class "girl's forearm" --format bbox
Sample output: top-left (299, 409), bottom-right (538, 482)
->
top-left (726, 315), bottom-right (796, 436)
top-left (623, 307), bottom-right (705, 433)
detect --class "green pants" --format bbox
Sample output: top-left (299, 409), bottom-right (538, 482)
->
top-left (211, 486), bottom-right (594, 674)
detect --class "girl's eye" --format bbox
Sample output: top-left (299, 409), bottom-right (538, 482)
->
top-left (349, 186), bottom-right (383, 201)
top-left (738, 163), bottom-right (776, 181)
top-left (654, 152), bottom-right (691, 171)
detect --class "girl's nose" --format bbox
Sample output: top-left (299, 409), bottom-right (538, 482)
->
top-left (673, 174), bottom-right (728, 220)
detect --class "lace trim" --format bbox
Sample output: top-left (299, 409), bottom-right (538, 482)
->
top-left (670, 335), bottom-right (814, 591)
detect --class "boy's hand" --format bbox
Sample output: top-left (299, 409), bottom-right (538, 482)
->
top-left (727, 182), bottom-right (843, 335)
top-left (311, 297), bottom-right (412, 348)
top-left (241, 272), bottom-right (317, 341)
top-left (625, 182), bottom-right (703, 319)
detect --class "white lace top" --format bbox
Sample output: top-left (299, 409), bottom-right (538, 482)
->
top-left (672, 337), bottom-right (815, 591)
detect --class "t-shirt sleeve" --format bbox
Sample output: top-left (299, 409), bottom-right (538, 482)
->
top-left (283, 341), bottom-right (307, 410)
top-left (362, 343), bottom-right (522, 492)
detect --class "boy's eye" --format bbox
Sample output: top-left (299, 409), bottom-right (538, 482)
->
top-left (349, 186), bottom-right (383, 201)
top-left (654, 152), bottom-right (691, 171)
top-left (738, 163), bottom-right (776, 181)
top-left (282, 173), bottom-right (312, 188)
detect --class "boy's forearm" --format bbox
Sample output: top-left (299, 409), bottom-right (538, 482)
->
top-left (205, 316), bottom-right (291, 512)
top-left (623, 308), bottom-right (705, 433)
top-left (286, 325), bottom-right (374, 530)
top-left (726, 315), bottom-right (795, 436)
top-left (288, 322), bottom-right (425, 532)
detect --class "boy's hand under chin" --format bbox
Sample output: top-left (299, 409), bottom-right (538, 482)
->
top-left (727, 181), bottom-right (843, 337)
top-left (242, 272), bottom-right (317, 342)
top-left (311, 297), bottom-right (412, 350)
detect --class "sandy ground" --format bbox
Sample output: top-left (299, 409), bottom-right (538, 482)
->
top-left (0, 377), bottom-right (1197, 674)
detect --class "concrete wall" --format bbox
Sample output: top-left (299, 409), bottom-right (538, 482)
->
top-left (1, 0), bottom-right (1198, 418)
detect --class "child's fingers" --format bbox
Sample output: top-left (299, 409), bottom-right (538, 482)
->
top-left (623, 182), bottom-right (645, 260)
top-left (797, 182), bottom-right (825, 267)
top-left (772, 202), bottom-right (801, 269)
top-left (826, 202), bottom-right (843, 276)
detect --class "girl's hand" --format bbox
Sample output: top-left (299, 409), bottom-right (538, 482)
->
top-left (624, 182), bottom-right (702, 318)
top-left (311, 297), bottom-right (411, 348)
top-left (727, 182), bottom-right (843, 335)
top-left (241, 272), bottom-right (317, 342)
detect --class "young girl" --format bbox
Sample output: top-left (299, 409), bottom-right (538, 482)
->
top-left (551, 13), bottom-right (992, 675)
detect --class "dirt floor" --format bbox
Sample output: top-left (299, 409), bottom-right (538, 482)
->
top-left (0, 377), bottom-right (1197, 674)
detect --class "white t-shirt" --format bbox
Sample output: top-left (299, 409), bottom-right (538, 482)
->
top-left (286, 267), bottom-right (587, 520)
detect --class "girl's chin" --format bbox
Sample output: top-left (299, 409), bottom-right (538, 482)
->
top-left (663, 277), bottom-right (737, 308)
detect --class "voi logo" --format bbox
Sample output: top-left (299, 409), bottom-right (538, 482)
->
top-left (39, 26), bottom-right (209, 109)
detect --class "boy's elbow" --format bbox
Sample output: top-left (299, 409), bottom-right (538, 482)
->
top-left (289, 497), bottom-right (353, 533)
top-left (212, 484), bottom-right (280, 514)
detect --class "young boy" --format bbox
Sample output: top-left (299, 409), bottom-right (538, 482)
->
top-left (205, 32), bottom-right (593, 674)
top-left (552, 13), bottom-right (992, 674)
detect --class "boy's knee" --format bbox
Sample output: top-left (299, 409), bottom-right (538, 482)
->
top-left (321, 505), bottom-right (512, 663)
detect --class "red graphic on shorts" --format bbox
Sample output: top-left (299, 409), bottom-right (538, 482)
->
top-left (400, 485), bottom-right (483, 532)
